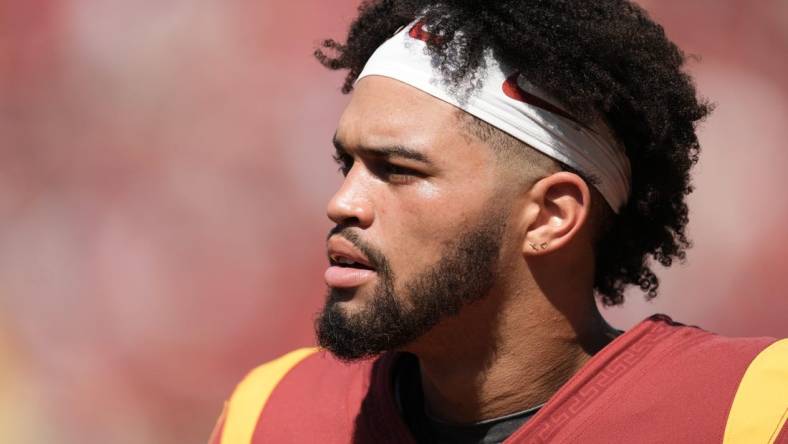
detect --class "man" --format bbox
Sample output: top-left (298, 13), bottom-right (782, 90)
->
top-left (211, 1), bottom-right (787, 443)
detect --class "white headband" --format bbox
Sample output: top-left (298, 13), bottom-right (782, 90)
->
top-left (355, 20), bottom-right (631, 213)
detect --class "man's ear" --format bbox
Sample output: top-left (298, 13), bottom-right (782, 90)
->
top-left (520, 172), bottom-right (591, 256)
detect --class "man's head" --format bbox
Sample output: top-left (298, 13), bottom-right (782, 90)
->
top-left (317, 77), bottom-right (597, 360)
top-left (314, 0), bottom-right (710, 360)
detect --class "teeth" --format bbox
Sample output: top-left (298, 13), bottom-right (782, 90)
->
top-left (337, 257), bottom-right (356, 265)
top-left (331, 254), bottom-right (359, 266)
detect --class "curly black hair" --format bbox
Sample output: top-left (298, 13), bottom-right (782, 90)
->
top-left (314, 0), bottom-right (711, 305)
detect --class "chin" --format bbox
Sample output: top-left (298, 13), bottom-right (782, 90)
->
top-left (326, 286), bottom-right (372, 312)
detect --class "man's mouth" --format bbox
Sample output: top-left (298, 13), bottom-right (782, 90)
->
top-left (325, 236), bottom-right (378, 288)
top-left (329, 254), bottom-right (375, 270)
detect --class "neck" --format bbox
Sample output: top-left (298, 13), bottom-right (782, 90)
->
top-left (405, 280), bottom-right (615, 424)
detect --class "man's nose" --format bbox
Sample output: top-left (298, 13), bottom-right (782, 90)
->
top-left (326, 171), bottom-right (374, 228)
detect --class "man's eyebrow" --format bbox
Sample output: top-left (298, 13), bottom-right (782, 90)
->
top-left (332, 135), bottom-right (433, 164)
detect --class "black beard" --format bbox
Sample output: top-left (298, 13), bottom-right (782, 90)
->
top-left (315, 217), bottom-right (504, 362)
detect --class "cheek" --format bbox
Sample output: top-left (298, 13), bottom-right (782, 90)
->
top-left (395, 182), bottom-right (452, 236)
top-left (377, 181), bottom-right (443, 222)
top-left (413, 180), bottom-right (440, 200)
top-left (380, 182), bottom-right (486, 275)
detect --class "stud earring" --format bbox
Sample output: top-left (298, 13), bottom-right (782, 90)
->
top-left (540, 242), bottom-right (548, 250)
top-left (529, 243), bottom-right (539, 251)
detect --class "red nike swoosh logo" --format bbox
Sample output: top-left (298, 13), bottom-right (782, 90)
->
top-left (408, 19), bottom-right (445, 45)
top-left (409, 24), bottom-right (583, 129)
top-left (502, 73), bottom-right (579, 124)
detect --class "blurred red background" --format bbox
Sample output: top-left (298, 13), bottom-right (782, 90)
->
top-left (1, 1), bottom-right (786, 442)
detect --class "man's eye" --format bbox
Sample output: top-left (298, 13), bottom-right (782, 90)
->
top-left (375, 161), bottom-right (420, 183)
top-left (332, 153), bottom-right (353, 176)
top-left (383, 163), bottom-right (414, 176)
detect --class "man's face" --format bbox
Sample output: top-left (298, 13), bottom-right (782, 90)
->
top-left (315, 76), bottom-right (519, 360)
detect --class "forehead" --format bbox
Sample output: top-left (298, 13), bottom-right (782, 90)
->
top-left (335, 76), bottom-right (476, 156)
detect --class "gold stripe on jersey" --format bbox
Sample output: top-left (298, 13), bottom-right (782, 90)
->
top-left (221, 347), bottom-right (318, 444)
top-left (723, 339), bottom-right (788, 444)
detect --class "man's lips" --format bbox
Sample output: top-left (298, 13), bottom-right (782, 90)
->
top-left (325, 235), bottom-right (377, 288)
top-left (324, 266), bottom-right (376, 288)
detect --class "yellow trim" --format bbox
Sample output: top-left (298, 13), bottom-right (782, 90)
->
top-left (221, 347), bottom-right (319, 444)
top-left (723, 339), bottom-right (788, 444)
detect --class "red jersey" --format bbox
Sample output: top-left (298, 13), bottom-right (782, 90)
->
top-left (211, 315), bottom-right (788, 443)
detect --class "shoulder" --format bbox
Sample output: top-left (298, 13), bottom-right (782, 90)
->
top-left (211, 348), bottom-right (320, 444)
top-left (665, 328), bottom-right (788, 444)
top-left (616, 315), bottom-right (787, 442)
top-left (631, 314), bottom-right (777, 372)
top-left (543, 315), bottom-right (787, 444)
top-left (212, 348), bottom-right (391, 444)
top-left (218, 348), bottom-right (319, 444)
top-left (629, 315), bottom-right (782, 399)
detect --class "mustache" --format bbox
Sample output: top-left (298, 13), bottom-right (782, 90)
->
top-left (326, 226), bottom-right (386, 270)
